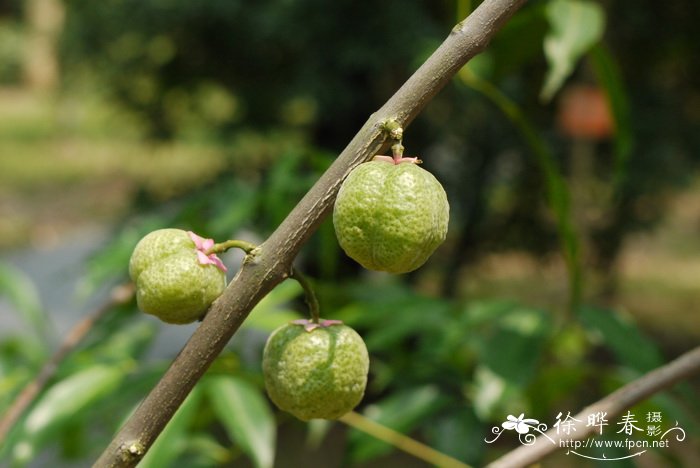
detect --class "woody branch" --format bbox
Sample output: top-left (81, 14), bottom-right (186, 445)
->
top-left (94, 0), bottom-right (528, 466)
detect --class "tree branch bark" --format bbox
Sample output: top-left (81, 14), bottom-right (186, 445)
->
top-left (487, 345), bottom-right (700, 468)
top-left (94, 1), bottom-right (527, 465)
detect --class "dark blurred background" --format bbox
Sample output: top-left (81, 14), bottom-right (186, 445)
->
top-left (1, 0), bottom-right (699, 466)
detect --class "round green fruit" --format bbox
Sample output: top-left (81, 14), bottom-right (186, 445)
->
top-left (333, 160), bottom-right (449, 274)
top-left (262, 320), bottom-right (369, 421)
top-left (129, 229), bottom-right (226, 324)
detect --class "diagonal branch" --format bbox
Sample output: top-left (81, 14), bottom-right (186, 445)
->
top-left (340, 411), bottom-right (471, 468)
top-left (94, 1), bottom-right (528, 465)
top-left (486, 345), bottom-right (700, 468)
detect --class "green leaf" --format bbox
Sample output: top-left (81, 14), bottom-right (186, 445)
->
top-left (541, 0), bottom-right (605, 101)
top-left (24, 365), bottom-right (124, 436)
top-left (0, 334), bottom-right (47, 372)
top-left (579, 306), bottom-right (663, 372)
top-left (139, 384), bottom-right (203, 468)
top-left (348, 385), bottom-right (449, 463)
top-left (478, 307), bottom-right (552, 387)
top-left (337, 286), bottom-right (451, 351)
top-left (256, 279), bottom-right (303, 310)
top-left (589, 44), bottom-right (633, 189)
top-left (528, 362), bottom-right (590, 417)
top-left (425, 407), bottom-right (484, 464)
top-left (205, 375), bottom-right (275, 468)
top-left (0, 366), bottom-right (31, 406)
top-left (208, 182), bottom-right (259, 237)
top-left (471, 365), bottom-right (529, 420)
top-left (461, 300), bottom-right (520, 327)
top-left (426, 405), bottom-right (486, 465)
top-left (0, 261), bottom-right (49, 344)
top-left (243, 279), bottom-right (302, 332)
top-left (463, 304), bottom-right (552, 386)
top-left (362, 298), bottom-right (450, 352)
top-left (92, 320), bottom-right (157, 361)
top-left (12, 364), bottom-right (126, 464)
top-left (181, 434), bottom-right (232, 466)
top-left (463, 306), bottom-right (552, 419)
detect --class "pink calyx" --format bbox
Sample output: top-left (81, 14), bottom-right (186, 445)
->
top-left (291, 318), bottom-right (343, 332)
top-left (372, 155), bottom-right (421, 165)
top-left (187, 231), bottom-right (228, 273)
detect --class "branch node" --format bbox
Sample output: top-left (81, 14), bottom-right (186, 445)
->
top-left (243, 246), bottom-right (263, 265)
top-left (381, 118), bottom-right (404, 141)
top-left (452, 20), bottom-right (466, 34)
top-left (119, 440), bottom-right (145, 463)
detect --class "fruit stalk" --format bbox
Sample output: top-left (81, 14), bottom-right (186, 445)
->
top-left (205, 239), bottom-right (258, 256)
top-left (290, 267), bottom-right (320, 324)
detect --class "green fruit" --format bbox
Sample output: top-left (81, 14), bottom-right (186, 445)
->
top-left (333, 160), bottom-right (449, 274)
top-left (129, 229), bottom-right (226, 324)
top-left (262, 321), bottom-right (369, 421)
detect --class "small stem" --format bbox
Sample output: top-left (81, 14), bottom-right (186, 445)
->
top-left (391, 142), bottom-right (405, 162)
top-left (372, 141), bottom-right (420, 165)
top-left (339, 411), bottom-right (471, 468)
top-left (206, 240), bottom-right (257, 256)
top-left (289, 267), bottom-right (320, 324)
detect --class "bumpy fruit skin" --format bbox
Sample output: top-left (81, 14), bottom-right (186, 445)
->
top-left (129, 229), bottom-right (226, 324)
top-left (333, 161), bottom-right (449, 273)
top-left (262, 322), bottom-right (369, 421)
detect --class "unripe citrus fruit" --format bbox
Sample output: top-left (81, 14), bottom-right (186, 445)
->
top-left (263, 320), bottom-right (369, 421)
top-left (129, 229), bottom-right (226, 324)
top-left (333, 160), bottom-right (449, 273)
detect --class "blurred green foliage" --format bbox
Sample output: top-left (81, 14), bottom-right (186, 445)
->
top-left (0, 0), bottom-right (23, 83)
top-left (1, 0), bottom-right (699, 466)
top-left (4, 0), bottom-right (699, 284)
top-left (0, 21), bottom-right (23, 84)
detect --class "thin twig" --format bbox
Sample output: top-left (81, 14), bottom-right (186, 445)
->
top-left (206, 239), bottom-right (258, 256)
top-left (0, 283), bottom-right (135, 446)
top-left (340, 411), bottom-right (471, 468)
top-left (487, 345), bottom-right (700, 468)
top-left (460, 69), bottom-right (582, 313)
top-left (94, 1), bottom-right (527, 466)
top-left (289, 267), bottom-right (320, 323)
